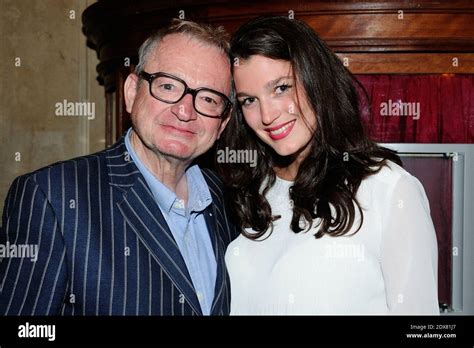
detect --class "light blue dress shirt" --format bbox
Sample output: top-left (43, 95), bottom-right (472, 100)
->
top-left (125, 128), bottom-right (217, 315)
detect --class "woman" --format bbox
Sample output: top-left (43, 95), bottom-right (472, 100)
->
top-left (218, 16), bottom-right (439, 314)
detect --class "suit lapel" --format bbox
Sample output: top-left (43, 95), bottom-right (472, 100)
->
top-left (106, 137), bottom-right (202, 315)
top-left (202, 170), bottom-right (230, 315)
top-left (203, 204), bottom-right (226, 315)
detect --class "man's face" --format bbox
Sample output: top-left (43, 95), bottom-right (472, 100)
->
top-left (125, 33), bottom-right (231, 163)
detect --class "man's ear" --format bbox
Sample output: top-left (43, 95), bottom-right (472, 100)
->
top-left (216, 112), bottom-right (232, 139)
top-left (124, 73), bottom-right (139, 113)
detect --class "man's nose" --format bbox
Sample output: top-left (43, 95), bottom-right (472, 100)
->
top-left (171, 94), bottom-right (198, 121)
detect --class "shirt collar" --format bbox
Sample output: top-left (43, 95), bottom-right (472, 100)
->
top-left (186, 165), bottom-right (213, 213)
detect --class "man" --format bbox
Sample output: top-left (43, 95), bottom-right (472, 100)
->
top-left (0, 20), bottom-right (238, 315)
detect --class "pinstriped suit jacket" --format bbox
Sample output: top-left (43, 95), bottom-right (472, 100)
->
top-left (0, 137), bottom-right (239, 315)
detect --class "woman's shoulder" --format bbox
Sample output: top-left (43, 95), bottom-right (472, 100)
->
top-left (361, 159), bottom-right (425, 199)
top-left (367, 159), bottom-right (412, 184)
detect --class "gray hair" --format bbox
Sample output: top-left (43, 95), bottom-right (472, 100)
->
top-left (135, 19), bottom-right (230, 75)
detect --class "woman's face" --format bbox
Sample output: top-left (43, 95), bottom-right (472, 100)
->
top-left (233, 55), bottom-right (316, 157)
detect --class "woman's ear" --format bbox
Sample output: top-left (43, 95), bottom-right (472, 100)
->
top-left (124, 73), bottom-right (139, 113)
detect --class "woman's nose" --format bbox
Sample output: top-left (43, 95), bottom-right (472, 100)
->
top-left (260, 100), bottom-right (281, 125)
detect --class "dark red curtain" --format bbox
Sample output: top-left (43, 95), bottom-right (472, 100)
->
top-left (356, 74), bottom-right (474, 143)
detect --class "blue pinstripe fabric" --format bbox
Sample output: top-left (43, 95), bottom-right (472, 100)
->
top-left (0, 136), bottom-right (239, 315)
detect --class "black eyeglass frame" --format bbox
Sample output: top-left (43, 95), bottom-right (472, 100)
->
top-left (138, 71), bottom-right (232, 119)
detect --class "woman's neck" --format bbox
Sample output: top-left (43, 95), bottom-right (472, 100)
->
top-left (274, 166), bottom-right (298, 181)
top-left (273, 141), bottom-right (312, 181)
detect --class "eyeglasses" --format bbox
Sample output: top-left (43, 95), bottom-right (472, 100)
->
top-left (138, 71), bottom-right (232, 119)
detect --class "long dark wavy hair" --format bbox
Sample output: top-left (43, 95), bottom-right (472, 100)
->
top-left (217, 16), bottom-right (401, 239)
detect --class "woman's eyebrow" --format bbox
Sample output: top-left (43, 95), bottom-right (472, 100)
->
top-left (236, 76), bottom-right (294, 98)
top-left (236, 91), bottom-right (251, 98)
top-left (264, 76), bottom-right (293, 89)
